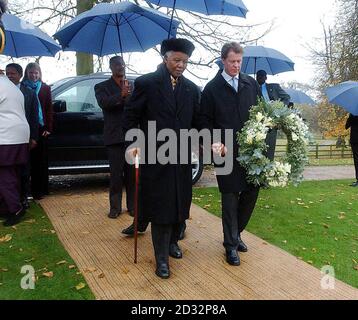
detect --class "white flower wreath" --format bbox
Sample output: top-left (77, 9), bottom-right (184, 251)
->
top-left (237, 99), bottom-right (310, 188)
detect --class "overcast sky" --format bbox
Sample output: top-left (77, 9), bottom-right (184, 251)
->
top-left (2, 0), bottom-right (338, 87)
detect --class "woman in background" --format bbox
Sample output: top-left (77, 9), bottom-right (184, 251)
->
top-left (23, 62), bottom-right (53, 199)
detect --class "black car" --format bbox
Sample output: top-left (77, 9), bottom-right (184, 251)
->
top-left (49, 73), bottom-right (203, 184)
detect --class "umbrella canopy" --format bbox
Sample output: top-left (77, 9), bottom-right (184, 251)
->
top-left (215, 45), bottom-right (295, 75)
top-left (147, 0), bottom-right (248, 17)
top-left (283, 88), bottom-right (316, 105)
top-left (241, 46), bottom-right (295, 75)
top-left (1, 13), bottom-right (61, 57)
top-left (326, 81), bottom-right (358, 115)
top-left (53, 1), bottom-right (180, 56)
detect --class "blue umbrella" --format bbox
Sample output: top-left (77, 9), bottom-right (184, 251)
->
top-left (326, 81), bottom-right (358, 115)
top-left (53, 1), bottom-right (180, 56)
top-left (147, 0), bottom-right (247, 38)
top-left (241, 46), bottom-right (294, 75)
top-left (2, 13), bottom-right (61, 57)
top-left (215, 45), bottom-right (295, 75)
top-left (283, 88), bottom-right (316, 105)
top-left (147, 0), bottom-right (248, 17)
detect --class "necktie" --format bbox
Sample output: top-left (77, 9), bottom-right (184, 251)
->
top-left (171, 77), bottom-right (177, 90)
top-left (231, 77), bottom-right (238, 92)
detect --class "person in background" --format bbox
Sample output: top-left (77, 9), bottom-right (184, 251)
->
top-left (0, 0), bottom-right (31, 226)
top-left (94, 56), bottom-right (135, 219)
top-left (6, 63), bottom-right (39, 209)
top-left (22, 62), bottom-right (53, 200)
top-left (345, 114), bottom-right (358, 187)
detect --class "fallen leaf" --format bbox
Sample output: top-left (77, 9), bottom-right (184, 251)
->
top-left (82, 212), bottom-right (90, 216)
top-left (42, 271), bottom-right (54, 278)
top-left (24, 258), bottom-right (35, 263)
top-left (322, 223), bottom-right (330, 229)
top-left (68, 265), bottom-right (76, 269)
top-left (25, 219), bottom-right (36, 224)
top-left (122, 268), bottom-right (130, 275)
top-left (1, 268), bottom-right (8, 272)
top-left (81, 231), bottom-right (90, 235)
top-left (282, 240), bottom-right (287, 244)
top-left (84, 267), bottom-right (97, 273)
top-left (307, 260), bottom-right (313, 265)
top-left (50, 230), bottom-right (56, 234)
top-left (98, 273), bottom-right (105, 279)
top-left (0, 234), bottom-right (12, 243)
top-left (354, 265), bottom-right (358, 271)
top-left (56, 260), bottom-right (67, 265)
top-left (296, 198), bottom-right (302, 201)
top-left (75, 282), bottom-right (86, 290)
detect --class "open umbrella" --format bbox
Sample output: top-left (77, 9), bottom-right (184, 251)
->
top-left (2, 13), bottom-right (61, 57)
top-left (283, 88), bottom-right (316, 105)
top-left (147, 0), bottom-right (248, 38)
top-left (241, 45), bottom-right (294, 75)
top-left (326, 81), bottom-right (358, 115)
top-left (215, 45), bottom-right (294, 76)
top-left (53, 1), bottom-right (180, 56)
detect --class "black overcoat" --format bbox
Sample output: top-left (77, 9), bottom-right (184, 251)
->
top-left (123, 64), bottom-right (201, 224)
top-left (200, 71), bottom-right (276, 193)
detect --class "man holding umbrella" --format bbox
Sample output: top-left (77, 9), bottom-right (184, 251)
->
top-left (123, 38), bottom-right (200, 279)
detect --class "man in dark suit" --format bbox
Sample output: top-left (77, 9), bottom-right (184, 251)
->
top-left (256, 70), bottom-right (290, 105)
top-left (345, 114), bottom-right (358, 187)
top-left (6, 63), bottom-right (39, 209)
top-left (95, 56), bottom-right (134, 219)
top-left (123, 38), bottom-right (200, 279)
top-left (256, 69), bottom-right (290, 159)
top-left (200, 42), bottom-right (276, 266)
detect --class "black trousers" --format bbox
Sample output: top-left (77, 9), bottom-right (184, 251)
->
top-left (20, 161), bottom-right (31, 202)
top-left (107, 144), bottom-right (135, 216)
top-left (151, 223), bottom-right (182, 264)
top-left (221, 187), bottom-right (260, 251)
top-left (30, 133), bottom-right (49, 197)
top-left (352, 143), bottom-right (358, 180)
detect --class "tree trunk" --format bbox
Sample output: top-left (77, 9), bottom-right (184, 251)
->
top-left (76, 0), bottom-right (95, 75)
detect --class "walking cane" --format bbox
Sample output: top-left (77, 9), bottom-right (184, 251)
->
top-left (134, 153), bottom-right (140, 264)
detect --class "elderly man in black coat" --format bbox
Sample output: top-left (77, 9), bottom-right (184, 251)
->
top-left (123, 38), bottom-right (200, 279)
top-left (95, 56), bottom-right (135, 219)
top-left (200, 42), bottom-right (276, 266)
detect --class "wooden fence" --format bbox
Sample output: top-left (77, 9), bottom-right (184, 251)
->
top-left (275, 144), bottom-right (353, 159)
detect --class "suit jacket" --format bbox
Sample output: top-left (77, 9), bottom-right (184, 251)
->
top-left (200, 71), bottom-right (276, 193)
top-left (266, 83), bottom-right (291, 105)
top-left (345, 114), bottom-right (358, 144)
top-left (122, 64), bottom-right (201, 224)
top-left (95, 77), bottom-right (129, 146)
top-left (37, 82), bottom-right (54, 133)
top-left (20, 84), bottom-right (39, 141)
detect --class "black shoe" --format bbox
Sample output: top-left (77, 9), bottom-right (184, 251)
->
top-left (3, 209), bottom-right (25, 227)
top-left (155, 263), bottom-right (170, 279)
top-left (22, 199), bottom-right (30, 210)
top-left (108, 211), bottom-right (120, 219)
top-left (237, 236), bottom-right (248, 252)
top-left (226, 249), bottom-right (241, 266)
top-left (178, 222), bottom-right (186, 241)
top-left (169, 243), bottom-right (183, 259)
top-left (350, 181), bottom-right (358, 187)
top-left (121, 222), bottom-right (148, 235)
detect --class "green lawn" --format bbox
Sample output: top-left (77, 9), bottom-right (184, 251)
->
top-left (193, 180), bottom-right (358, 289)
top-left (0, 203), bottom-right (94, 300)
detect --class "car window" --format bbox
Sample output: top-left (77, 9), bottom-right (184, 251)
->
top-left (55, 78), bottom-right (104, 113)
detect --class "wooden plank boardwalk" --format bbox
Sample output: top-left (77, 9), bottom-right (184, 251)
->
top-left (39, 191), bottom-right (358, 300)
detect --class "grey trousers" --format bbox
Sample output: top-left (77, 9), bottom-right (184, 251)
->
top-left (221, 187), bottom-right (260, 251)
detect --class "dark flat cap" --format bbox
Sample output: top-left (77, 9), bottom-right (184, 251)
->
top-left (161, 38), bottom-right (195, 57)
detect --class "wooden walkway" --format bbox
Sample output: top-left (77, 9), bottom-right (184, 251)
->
top-left (39, 191), bottom-right (358, 300)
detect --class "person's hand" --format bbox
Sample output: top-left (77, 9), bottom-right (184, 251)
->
top-left (212, 142), bottom-right (227, 156)
top-left (126, 147), bottom-right (140, 160)
top-left (42, 131), bottom-right (51, 137)
top-left (121, 79), bottom-right (131, 98)
top-left (29, 139), bottom-right (37, 150)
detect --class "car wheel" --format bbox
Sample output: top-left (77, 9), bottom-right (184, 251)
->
top-left (192, 150), bottom-right (203, 185)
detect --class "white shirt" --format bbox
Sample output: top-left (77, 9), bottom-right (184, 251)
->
top-left (222, 69), bottom-right (239, 92)
top-left (0, 75), bottom-right (30, 145)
